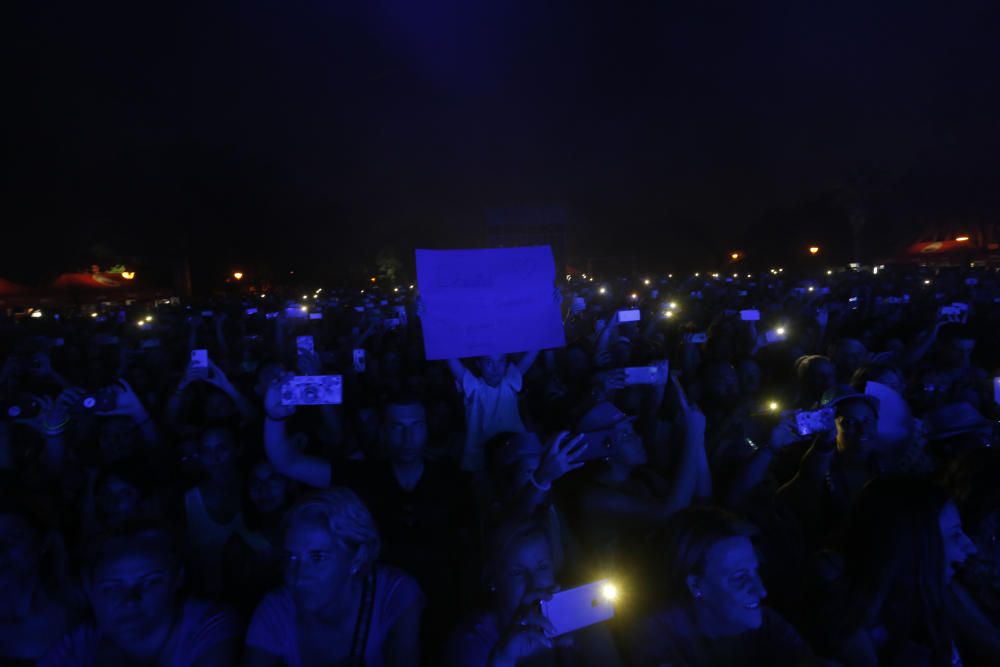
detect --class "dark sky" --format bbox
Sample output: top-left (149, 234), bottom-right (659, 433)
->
top-left (5, 0), bottom-right (1000, 281)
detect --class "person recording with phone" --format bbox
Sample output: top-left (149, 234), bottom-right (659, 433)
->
top-left (777, 386), bottom-right (885, 543)
top-left (445, 517), bottom-right (622, 667)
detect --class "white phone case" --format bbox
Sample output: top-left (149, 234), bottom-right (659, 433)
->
top-left (540, 580), bottom-right (616, 637)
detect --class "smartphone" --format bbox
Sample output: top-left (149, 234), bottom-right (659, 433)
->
top-left (308, 313), bottom-right (324, 320)
top-left (2, 398), bottom-right (40, 420)
top-left (624, 361), bottom-right (668, 385)
top-left (624, 366), bottom-right (659, 385)
top-left (793, 407), bottom-right (835, 437)
top-left (285, 307), bottom-right (308, 319)
top-left (574, 428), bottom-right (616, 462)
top-left (296, 336), bottom-right (315, 357)
top-left (280, 375), bottom-right (343, 405)
top-left (684, 332), bottom-right (708, 344)
top-left (938, 306), bottom-right (966, 323)
top-left (245, 307), bottom-right (258, 315)
top-left (191, 349), bottom-right (209, 380)
top-left (540, 580), bottom-right (616, 637)
top-left (572, 297), bottom-right (586, 313)
top-left (617, 309), bottom-right (640, 323)
top-left (994, 377), bottom-right (1000, 405)
top-left (739, 309), bottom-right (760, 321)
top-left (353, 349), bottom-right (366, 373)
top-left (764, 329), bottom-right (787, 344)
top-left (85, 388), bottom-right (118, 412)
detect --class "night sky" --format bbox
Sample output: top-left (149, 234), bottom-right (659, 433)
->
top-left (5, 1), bottom-right (1000, 283)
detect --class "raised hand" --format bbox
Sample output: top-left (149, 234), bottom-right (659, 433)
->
top-left (96, 379), bottom-right (149, 421)
top-left (264, 372), bottom-right (296, 420)
top-left (534, 432), bottom-right (587, 486)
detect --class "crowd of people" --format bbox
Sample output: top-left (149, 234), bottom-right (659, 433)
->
top-left (1, 262), bottom-right (1000, 667)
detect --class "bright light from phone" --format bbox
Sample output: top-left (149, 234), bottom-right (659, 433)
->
top-left (776, 327), bottom-right (786, 336)
top-left (807, 286), bottom-right (814, 292)
top-left (409, 284), bottom-right (414, 289)
top-left (300, 306), bottom-right (307, 313)
top-left (668, 274), bottom-right (673, 278)
top-left (956, 235), bottom-right (970, 242)
top-left (121, 271), bottom-right (135, 280)
top-left (809, 246), bottom-right (820, 255)
top-left (768, 401), bottom-right (780, 412)
top-left (145, 315), bottom-right (153, 322)
top-left (731, 252), bottom-right (741, 260)
top-left (582, 273), bottom-right (587, 279)
top-left (643, 278), bottom-right (650, 285)
top-left (602, 583), bottom-right (619, 602)
top-left (826, 270), bottom-right (833, 275)
top-left (630, 293), bottom-right (638, 300)
top-left (669, 302), bottom-right (677, 309)
top-left (30, 311), bottom-right (42, 318)
top-left (711, 273), bottom-right (719, 279)
top-left (694, 272), bottom-right (700, 277)
top-left (137, 320), bottom-right (145, 327)
top-left (370, 277), bottom-right (376, 282)
top-left (233, 272), bottom-right (243, 280)
top-left (90, 312), bottom-right (98, 318)
top-left (302, 295), bottom-right (308, 300)
top-left (663, 310), bottom-right (674, 318)
top-left (924, 279), bottom-right (931, 285)
top-left (599, 287), bottom-right (607, 294)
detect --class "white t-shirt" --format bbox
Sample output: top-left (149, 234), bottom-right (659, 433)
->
top-left (460, 365), bottom-right (526, 472)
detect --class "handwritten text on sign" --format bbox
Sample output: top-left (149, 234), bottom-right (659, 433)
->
top-left (416, 246), bottom-right (566, 359)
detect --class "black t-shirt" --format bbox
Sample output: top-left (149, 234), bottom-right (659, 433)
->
top-left (331, 457), bottom-right (468, 585)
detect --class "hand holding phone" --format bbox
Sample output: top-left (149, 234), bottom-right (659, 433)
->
top-left (616, 309), bottom-right (641, 324)
top-left (280, 375), bottom-right (343, 405)
top-left (190, 349), bottom-right (209, 381)
top-left (540, 580), bottom-right (617, 637)
top-left (793, 407), bottom-right (835, 437)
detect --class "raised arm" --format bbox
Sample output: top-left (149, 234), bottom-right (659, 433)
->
top-left (516, 350), bottom-right (540, 376)
top-left (263, 373), bottom-right (332, 488)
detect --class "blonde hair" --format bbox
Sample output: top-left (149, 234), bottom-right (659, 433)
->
top-left (283, 488), bottom-right (381, 572)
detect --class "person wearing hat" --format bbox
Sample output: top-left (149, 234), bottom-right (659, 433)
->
top-left (777, 385), bottom-right (884, 543)
top-left (563, 376), bottom-right (706, 577)
top-left (923, 401), bottom-right (994, 464)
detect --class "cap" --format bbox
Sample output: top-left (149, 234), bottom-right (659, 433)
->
top-left (923, 402), bottom-right (993, 441)
top-left (576, 401), bottom-right (637, 433)
top-left (819, 384), bottom-right (880, 414)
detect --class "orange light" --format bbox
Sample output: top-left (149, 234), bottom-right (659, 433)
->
top-left (233, 272), bottom-right (243, 280)
top-left (955, 236), bottom-right (970, 242)
top-left (370, 276), bottom-right (377, 283)
top-left (121, 271), bottom-right (135, 280)
top-left (808, 246), bottom-right (820, 255)
top-left (731, 252), bottom-right (741, 261)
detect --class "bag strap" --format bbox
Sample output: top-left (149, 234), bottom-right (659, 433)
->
top-left (348, 570), bottom-right (377, 667)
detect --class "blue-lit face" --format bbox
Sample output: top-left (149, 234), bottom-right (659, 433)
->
top-left (283, 514), bottom-right (356, 613)
top-left (691, 537), bottom-right (766, 635)
top-left (495, 532), bottom-right (556, 622)
top-left (939, 501), bottom-right (976, 583)
top-left (383, 403), bottom-right (428, 463)
top-left (478, 355), bottom-right (507, 387)
top-left (88, 548), bottom-right (180, 643)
